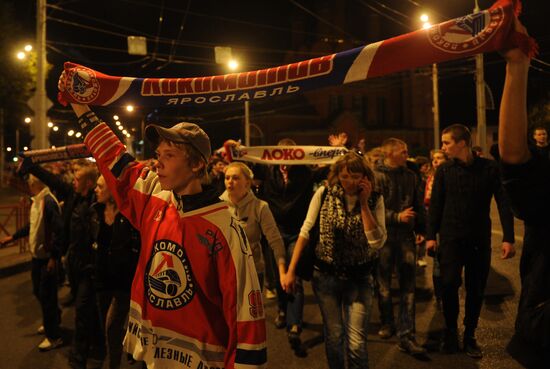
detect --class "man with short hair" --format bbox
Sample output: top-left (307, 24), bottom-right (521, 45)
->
top-left (59, 90), bottom-right (266, 368)
top-left (531, 126), bottom-right (549, 158)
top-left (426, 124), bottom-right (516, 358)
top-left (375, 138), bottom-right (426, 357)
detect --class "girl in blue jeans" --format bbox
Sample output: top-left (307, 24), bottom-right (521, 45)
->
top-left (283, 152), bottom-right (387, 369)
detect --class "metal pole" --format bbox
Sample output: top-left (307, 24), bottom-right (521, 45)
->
top-left (0, 108), bottom-right (4, 188)
top-left (16, 129), bottom-right (20, 156)
top-left (244, 101), bottom-right (250, 146)
top-left (474, 1), bottom-right (487, 153)
top-left (432, 63), bottom-right (440, 149)
top-left (34, 0), bottom-right (48, 149)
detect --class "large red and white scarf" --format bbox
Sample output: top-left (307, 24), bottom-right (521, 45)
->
top-left (58, 0), bottom-right (536, 108)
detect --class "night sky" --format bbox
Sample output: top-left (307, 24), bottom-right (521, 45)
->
top-left (5, 0), bottom-right (549, 149)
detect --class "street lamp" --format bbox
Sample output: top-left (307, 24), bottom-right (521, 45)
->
top-left (52, 126), bottom-right (59, 132)
top-left (228, 59), bottom-right (239, 71)
top-left (47, 122), bottom-right (54, 128)
top-left (24, 117), bottom-right (31, 124)
top-left (420, 13), bottom-right (440, 149)
top-left (126, 105), bottom-right (134, 112)
top-left (24, 44), bottom-right (33, 52)
top-left (68, 130), bottom-right (74, 137)
top-left (16, 51), bottom-right (26, 60)
top-left (113, 115), bottom-right (119, 121)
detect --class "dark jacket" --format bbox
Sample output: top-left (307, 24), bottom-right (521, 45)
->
top-left (29, 165), bottom-right (96, 272)
top-left (256, 165), bottom-right (327, 235)
top-left (375, 162), bottom-right (425, 239)
top-left (427, 155), bottom-right (514, 243)
top-left (91, 203), bottom-right (140, 291)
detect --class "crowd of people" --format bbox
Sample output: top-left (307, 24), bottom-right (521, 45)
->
top-left (0, 18), bottom-right (547, 369)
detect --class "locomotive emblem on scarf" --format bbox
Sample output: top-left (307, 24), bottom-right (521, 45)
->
top-left (66, 65), bottom-right (100, 103)
top-left (144, 239), bottom-right (195, 310)
top-left (427, 7), bottom-right (504, 53)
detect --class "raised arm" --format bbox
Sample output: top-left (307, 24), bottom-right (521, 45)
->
top-left (498, 19), bottom-right (531, 164)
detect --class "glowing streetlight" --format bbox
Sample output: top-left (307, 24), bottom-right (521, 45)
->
top-left (47, 122), bottom-right (54, 128)
top-left (16, 51), bottom-right (26, 60)
top-left (125, 133), bottom-right (131, 138)
top-left (53, 126), bottom-right (59, 132)
top-left (75, 132), bottom-right (82, 138)
top-left (420, 14), bottom-right (431, 29)
top-left (113, 115), bottom-right (119, 120)
top-left (68, 130), bottom-right (75, 136)
top-left (24, 44), bottom-right (33, 52)
top-left (126, 105), bottom-right (134, 112)
top-left (115, 121), bottom-right (121, 126)
top-left (122, 129), bottom-right (128, 135)
top-left (13, 157), bottom-right (19, 162)
top-left (23, 146), bottom-right (28, 151)
top-left (24, 117), bottom-right (31, 124)
top-left (228, 59), bottom-right (239, 71)
top-left (118, 125), bottom-right (124, 131)
top-left (6, 147), bottom-right (12, 152)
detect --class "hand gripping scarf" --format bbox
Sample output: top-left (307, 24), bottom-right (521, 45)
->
top-left (58, 0), bottom-right (537, 108)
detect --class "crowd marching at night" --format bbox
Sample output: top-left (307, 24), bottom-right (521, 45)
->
top-left (0, 10), bottom-right (549, 369)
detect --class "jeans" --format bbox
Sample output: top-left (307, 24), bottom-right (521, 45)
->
top-left (376, 237), bottom-right (417, 338)
top-left (31, 258), bottom-right (61, 340)
top-left (313, 270), bottom-right (374, 369)
top-left (97, 290), bottom-right (131, 369)
top-left (274, 231), bottom-right (304, 329)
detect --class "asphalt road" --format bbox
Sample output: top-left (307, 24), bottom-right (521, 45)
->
top-left (0, 204), bottom-right (535, 369)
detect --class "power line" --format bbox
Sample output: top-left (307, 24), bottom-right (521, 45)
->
top-left (47, 44), bottom-right (151, 66)
top-left (46, 14), bottom-right (327, 57)
top-left (118, 0), bottom-right (336, 40)
top-left (533, 58), bottom-right (550, 68)
top-left (354, 0), bottom-right (411, 31)
top-left (288, 0), bottom-right (359, 41)
top-left (367, 0), bottom-right (412, 21)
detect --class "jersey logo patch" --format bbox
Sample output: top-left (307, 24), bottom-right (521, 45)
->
top-left (145, 239), bottom-right (195, 310)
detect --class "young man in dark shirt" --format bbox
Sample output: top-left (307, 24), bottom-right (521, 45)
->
top-left (426, 124), bottom-right (516, 358)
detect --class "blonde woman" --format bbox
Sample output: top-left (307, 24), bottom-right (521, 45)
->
top-left (220, 162), bottom-right (286, 288)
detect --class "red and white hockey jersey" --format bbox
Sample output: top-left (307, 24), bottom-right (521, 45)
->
top-left (84, 120), bottom-right (266, 369)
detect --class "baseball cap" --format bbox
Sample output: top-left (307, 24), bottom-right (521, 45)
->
top-left (145, 122), bottom-right (211, 162)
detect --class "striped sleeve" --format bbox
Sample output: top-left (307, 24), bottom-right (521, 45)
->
top-left (82, 113), bottom-right (158, 231)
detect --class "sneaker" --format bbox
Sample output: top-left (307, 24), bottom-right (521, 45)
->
top-left (440, 330), bottom-right (459, 354)
top-left (37, 325), bottom-right (45, 335)
top-left (288, 325), bottom-right (302, 351)
top-left (463, 337), bottom-right (483, 358)
top-left (417, 258), bottom-right (428, 268)
top-left (38, 337), bottom-right (63, 351)
top-left (265, 288), bottom-right (277, 300)
top-left (398, 336), bottom-right (427, 357)
top-left (378, 324), bottom-right (395, 339)
top-left (274, 311), bottom-right (286, 329)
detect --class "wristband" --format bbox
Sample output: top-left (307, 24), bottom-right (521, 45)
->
top-left (77, 111), bottom-right (102, 135)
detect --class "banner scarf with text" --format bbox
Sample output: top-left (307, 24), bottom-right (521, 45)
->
top-left (17, 143), bottom-right (348, 167)
top-left (58, 0), bottom-right (537, 108)
top-left (225, 145), bottom-right (349, 165)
